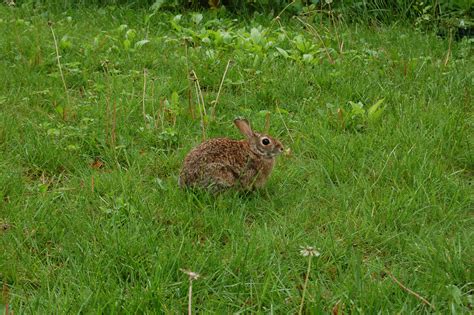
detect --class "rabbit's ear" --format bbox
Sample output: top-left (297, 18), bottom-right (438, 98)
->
top-left (234, 118), bottom-right (253, 138)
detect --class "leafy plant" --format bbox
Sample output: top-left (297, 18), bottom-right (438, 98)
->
top-left (158, 127), bottom-right (179, 147)
top-left (330, 99), bottom-right (385, 132)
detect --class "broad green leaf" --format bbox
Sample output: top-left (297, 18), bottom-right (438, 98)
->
top-left (67, 144), bottom-right (80, 151)
top-left (123, 39), bottom-right (131, 50)
top-left (60, 35), bottom-right (72, 50)
top-left (118, 24), bottom-right (128, 32)
top-left (349, 101), bottom-right (365, 117)
top-left (171, 91), bottom-right (179, 107)
top-left (221, 31), bottom-right (232, 44)
top-left (303, 53), bottom-right (314, 63)
top-left (368, 99), bottom-right (385, 122)
top-left (368, 98), bottom-right (385, 116)
top-left (250, 27), bottom-right (263, 45)
top-left (192, 13), bottom-right (203, 25)
top-left (125, 29), bottom-right (136, 40)
top-left (170, 15), bottom-right (182, 31)
top-left (447, 284), bottom-right (462, 305)
top-left (135, 39), bottom-right (150, 49)
top-left (276, 47), bottom-right (289, 58)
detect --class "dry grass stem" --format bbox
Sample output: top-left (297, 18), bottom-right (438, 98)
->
top-left (49, 21), bottom-right (71, 108)
top-left (111, 100), bottom-right (117, 147)
top-left (158, 98), bottom-right (164, 130)
top-left (299, 255), bottom-right (313, 315)
top-left (264, 112), bottom-right (270, 133)
top-left (295, 16), bottom-right (335, 64)
top-left (327, 3), bottom-right (343, 54)
top-left (142, 68), bottom-right (148, 127)
top-left (191, 71), bottom-right (206, 117)
top-left (276, 103), bottom-right (294, 143)
top-left (190, 70), bottom-right (207, 140)
top-left (180, 269), bottom-right (200, 315)
top-left (211, 59), bottom-right (233, 117)
top-left (385, 270), bottom-right (435, 310)
top-left (150, 78), bottom-right (157, 129)
top-left (443, 31), bottom-right (452, 67)
top-left (273, 0), bottom-right (295, 23)
top-left (102, 61), bottom-right (113, 146)
top-left (184, 41), bottom-right (195, 119)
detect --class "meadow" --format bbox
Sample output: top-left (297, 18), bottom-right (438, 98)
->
top-left (0, 3), bottom-right (473, 313)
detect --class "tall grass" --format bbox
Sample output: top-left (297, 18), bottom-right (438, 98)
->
top-left (13, 0), bottom-right (473, 22)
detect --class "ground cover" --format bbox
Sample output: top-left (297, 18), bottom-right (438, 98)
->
top-left (0, 4), bottom-right (473, 313)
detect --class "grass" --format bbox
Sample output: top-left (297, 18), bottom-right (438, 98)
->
top-left (0, 4), bottom-right (473, 313)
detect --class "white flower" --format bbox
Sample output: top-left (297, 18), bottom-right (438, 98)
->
top-left (300, 246), bottom-right (321, 257)
top-left (180, 269), bottom-right (200, 281)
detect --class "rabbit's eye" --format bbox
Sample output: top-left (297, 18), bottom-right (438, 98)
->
top-left (262, 138), bottom-right (270, 145)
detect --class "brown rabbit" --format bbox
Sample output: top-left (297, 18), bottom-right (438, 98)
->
top-left (179, 118), bottom-right (284, 192)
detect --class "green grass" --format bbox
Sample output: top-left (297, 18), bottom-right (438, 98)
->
top-left (1, 5), bottom-right (473, 313)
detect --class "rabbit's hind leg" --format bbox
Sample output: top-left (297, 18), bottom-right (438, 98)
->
top-left (203, 163), bottom-right (237, 193)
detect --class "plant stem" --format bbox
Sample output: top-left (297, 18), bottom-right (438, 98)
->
top-left (191, 70), bottom-right (207, 140)
top-left (49, 22), bottom-right (71, 109)
top-left (142, 68), bottom-right (148, 127)
top-left (212, 59), bottom-right (232, 118)
top-left (184, 40), bottom-right (194, 120)
top-left (276, 102), bottom-right (294, 143)
top-left (385, 270), bottom-right (435, 310)
top-left (188, 279), bottom-right (193, 315)
top-left (299, 256), bottom-right (312, 315)
top-left (111, 100), bottom-right (116, 147)
top-left (295, 17), bottom-right (335, 64)
top-left (443, 29), bottom-right (452, 67)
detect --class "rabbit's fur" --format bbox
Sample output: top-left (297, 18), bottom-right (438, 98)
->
top-left (179, 118), bottom-right (284, 192)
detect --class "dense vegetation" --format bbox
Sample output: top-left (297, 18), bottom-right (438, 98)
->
top-left (1, 1), bottom-right (473, 313)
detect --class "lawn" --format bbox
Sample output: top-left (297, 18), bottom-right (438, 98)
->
top-left (0, 3), bottom-right (473, 313)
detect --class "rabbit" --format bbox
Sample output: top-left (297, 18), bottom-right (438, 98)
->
top-left (179, 118), bottom-right (284, 192)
